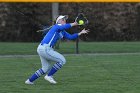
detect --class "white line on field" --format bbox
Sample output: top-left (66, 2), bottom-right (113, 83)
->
top-left (65, 65), bottom-right (92, 68)
top-left (0, 52), bottom-right (140, 58)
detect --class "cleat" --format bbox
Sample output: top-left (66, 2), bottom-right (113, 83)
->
top-left (44, 75), bottom-right (57, 84)
top-left (25, 79), bottom-right (34, 85)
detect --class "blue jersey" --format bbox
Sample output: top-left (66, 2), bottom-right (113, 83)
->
top-left (41, 23), bottom-right (78, 47)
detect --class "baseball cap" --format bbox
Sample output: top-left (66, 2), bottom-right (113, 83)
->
top-left (56, 15), bottom-right (68, 24)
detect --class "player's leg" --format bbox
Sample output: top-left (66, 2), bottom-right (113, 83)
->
top-left (44, 48), bottom-right (66, 84)
top-left (25, 56), bottom-right (51, 85)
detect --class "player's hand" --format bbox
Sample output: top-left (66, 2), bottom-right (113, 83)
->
top-left (78, 28), bottom-right (90, 36)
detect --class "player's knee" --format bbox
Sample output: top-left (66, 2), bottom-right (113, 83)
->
top-left (59, 57), bottom-right (66, 65)
top-left (62, 58), bottom-right (66, 65)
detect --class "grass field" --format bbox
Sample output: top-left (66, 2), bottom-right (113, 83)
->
top-left (0, 41), bottom-right (140, 55)
top-left (0, 54), bottom-right (140, 93)
top-left (0, 42), bottom-right (140, 93)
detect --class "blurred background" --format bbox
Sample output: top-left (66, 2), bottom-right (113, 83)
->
top-left (1, 2), bottom-right (140, 42)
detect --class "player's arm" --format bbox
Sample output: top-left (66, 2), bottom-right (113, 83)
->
top-left (63, 29), bottom-right (89, 40)
top-left (63, 31), bottom-right (78, 40)
top-left (70, 22), bottom-right (78, 27)
top-left (58, 24), bottom-right (71, 31)
top-left (58, 22), bottom-right (78, 31)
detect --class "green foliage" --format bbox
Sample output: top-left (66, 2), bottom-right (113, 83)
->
top-left (1, 3), bottom-right (140, 41)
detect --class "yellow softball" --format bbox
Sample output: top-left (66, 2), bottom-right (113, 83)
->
top-left (79, 20), bottom-right (84, 25)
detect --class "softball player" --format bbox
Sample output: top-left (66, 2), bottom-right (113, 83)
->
top-left (25, 15), bottom-right (89, 84)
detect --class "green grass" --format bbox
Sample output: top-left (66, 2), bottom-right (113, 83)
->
top-left (0, 42), bottom-right (38, 55)
top-left (0, 42), bottom-right (140, 93)
top-left (0, 54), bottom-right (140, 93)
top-left (0, 42), bottom-right (140, 55)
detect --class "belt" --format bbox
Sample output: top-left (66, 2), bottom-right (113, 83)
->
top-left (40, 43), bottom-right (53, 48)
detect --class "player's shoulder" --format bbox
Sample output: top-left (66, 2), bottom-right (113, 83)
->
top-left (51, 24), bottom-right (60, 29)
top-left (57, 24), bottom-right (62, 26)
top-left (55, 24), bottom-right (70, 28)
top-left (54, 24), bottom-right (64, 29)
top-left (50, 24), bottom-right (62, 31)
top-left (53, 24), bottom-right (62, 27)
top-left (56, 24), bottom-right (63, 26)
